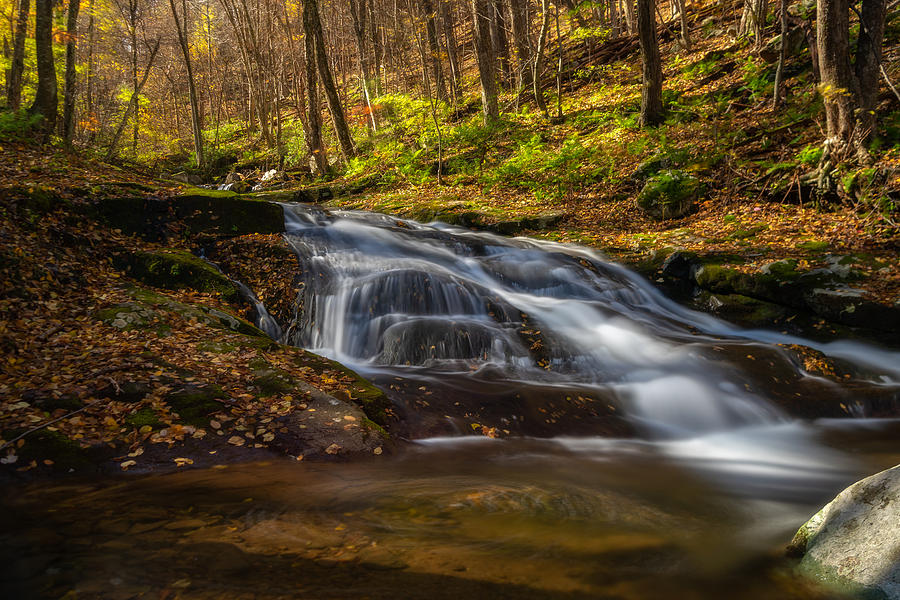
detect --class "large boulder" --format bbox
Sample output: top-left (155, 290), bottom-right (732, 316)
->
top-left (788, 464), bottom-right (900, 599)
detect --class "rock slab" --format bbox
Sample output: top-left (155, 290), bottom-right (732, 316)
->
top-left (789, 464), bottom-right (900, 599)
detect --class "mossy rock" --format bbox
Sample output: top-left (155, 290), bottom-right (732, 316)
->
top-left (95, 197), bottom-right (166, 236)
top-left (697, 292), bottom-right (789, 327)
top-left (172, 193), bottom-right (284, 237)
top-left (94, 303), bottom-right (161, 330)
top-left (635, 171), bottom-right (700, 220)
top-left (95, 193), bottom-right (284, 239)
top-left (630, 150), bottom-right (690, 182)
top-left (10, 185), bottom-right (66, 214)
top-left (166, 385), bottom-right (225, 426)
top-left (13, 429), bottom-right (95, 472)
top-left (796, 240), bottom-right (829, 251)
top-left (117, 250), bottom-right (240, 303)
top-left (299, 352), bottom-right (393, 427)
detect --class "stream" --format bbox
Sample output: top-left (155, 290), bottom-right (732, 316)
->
top-left (2, 204), bottom-right (899, 599)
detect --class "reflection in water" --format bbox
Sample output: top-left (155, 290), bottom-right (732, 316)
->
top-left (2, 420), bottom-right (899, 599)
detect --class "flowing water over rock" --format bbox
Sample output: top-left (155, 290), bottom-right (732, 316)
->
top-left (3, 204), bottom-right (900, 599)
top-left (276, 204), bottom-right (899, 441)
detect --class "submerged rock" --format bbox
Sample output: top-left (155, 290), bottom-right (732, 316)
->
top-left (788, 464), bottom-right (900, 599)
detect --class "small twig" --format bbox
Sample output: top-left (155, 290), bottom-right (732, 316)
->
top-left (0, 401), bottom-right (99, 454)
top-left (881, 64), bottom-right (900, 103)
top-left (107, 377), bottom-right (123, 395)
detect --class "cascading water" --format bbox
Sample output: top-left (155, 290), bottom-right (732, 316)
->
top-left (272, 203), bottom-right (899, 499)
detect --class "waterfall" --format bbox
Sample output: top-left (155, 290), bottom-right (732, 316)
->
top-left (270, 203), bottom-right (898, 442)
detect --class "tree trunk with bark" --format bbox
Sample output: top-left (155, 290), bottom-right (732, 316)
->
top-left (304, 0), bottom-right (356, 160)
top-left (304, 3), bottom-right (329, 175)
top-left (439, 0), bottom-right (461, 99)
top-left (421, 0), bottom-right (449, 101)
top-left (63, 0), bottom-right (81, 145)
top-left (636, 0), bottom-right (663, 126)
top-left (170, 0), bottom-right (204, 167)
top-left (739, 0), bottom-right (768, 46)
top-left (349, 0), bottom-right (377, 129)
top-left (490, 0), bottom-right (510, 85)
top-left (29, 0), bottom-right (57, 133)
top-left (533, 0), bottom-right (549, 115)
top-left (471, 0), bottom-right (500, 122)
top-left (6, 0), bottom-right (29, 110)
top-left (509, 0), bottom-right (532, 90)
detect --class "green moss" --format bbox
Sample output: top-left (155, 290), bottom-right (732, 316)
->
top-left (125, 407), bottom-right (163, 429)
top-left (251, 367), bottom-right (296, 397)
top-left (306, 353), bottom-right (393, 426)
top-left (166, 386), bottom-right (224, 426)
top-left (14, 429), bottom-right (93, 471)
top-left (197, 340), bottom-right (241, 353)
top-left (178, 187), bottom-right (239, 199)
top-left (763, 259), bottom-right (800, 279)
top-left (118, 250), bottom-right (240, 303)
top-left (796, 240), bottom-right (829, 251)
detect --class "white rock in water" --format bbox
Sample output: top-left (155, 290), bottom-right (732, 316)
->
top-left (789, 464), bottom-right (900, 599)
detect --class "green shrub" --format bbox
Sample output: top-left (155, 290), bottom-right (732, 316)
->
top-left (0, 110), bottom-right (42, 140)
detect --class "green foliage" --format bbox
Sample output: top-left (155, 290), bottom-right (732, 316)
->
top-left (796, 144), bottom-right (823, 167)
top-left (479, 134), bottom-right (611, 201)
top-left (636, 170), bottom-right (700, 219)
top-left (0, 110), bottom-right (42, 140)
top-left (739, 57), bottom-right (773, 101)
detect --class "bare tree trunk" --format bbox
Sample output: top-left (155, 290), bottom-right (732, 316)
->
top-left (170, 0), bottom-right (205, 167)
top-left (773, 0), bottom-right (787, 107)
top-left (623, 0), bottom-right (635, 34)
top-left (854, 0), bottom-right (886, 157)
top-left (554, 2), bottom-right (562, 117)
top-left (410, 0), bottom-right (445, 183)
top-left (739, 0), bottom-right (767, 47)
top-left (439, 0), bottom-right (461, 100)
top-left (471, 0), bottom-right (500, 122)
top-left (305, 0), bottom-right (356, 160)
top-left (533, 0), bottom-right (549, 115)
top-left (304, 5), bottom-right (329, 175)
top-left (673, 0), bottom-right (690, 49)
top-left (125, 0), bottom-right (140, 154)
top-left (349, 0), bottom-right (377, 129)
top-left (817, 0), bottom-right (856, 160)
top-left (6, 0), bottom-right (28, 109)
top-left (490, 0), bottom-right (510, 85)
top-left (636, 0), bottom-right (663, 126)
top-left (509, 0), bottom-right (532, 90)
top-left (85, 0), bottom-right (95, 130)
top-left (63, 0), bottom-right (81, 145)
top-left (29, 0), bottom-right (57, 133)
top-left (421, 0), bottom-right (449, 101)
top-left (370, 0), bottom-right (384, 95)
